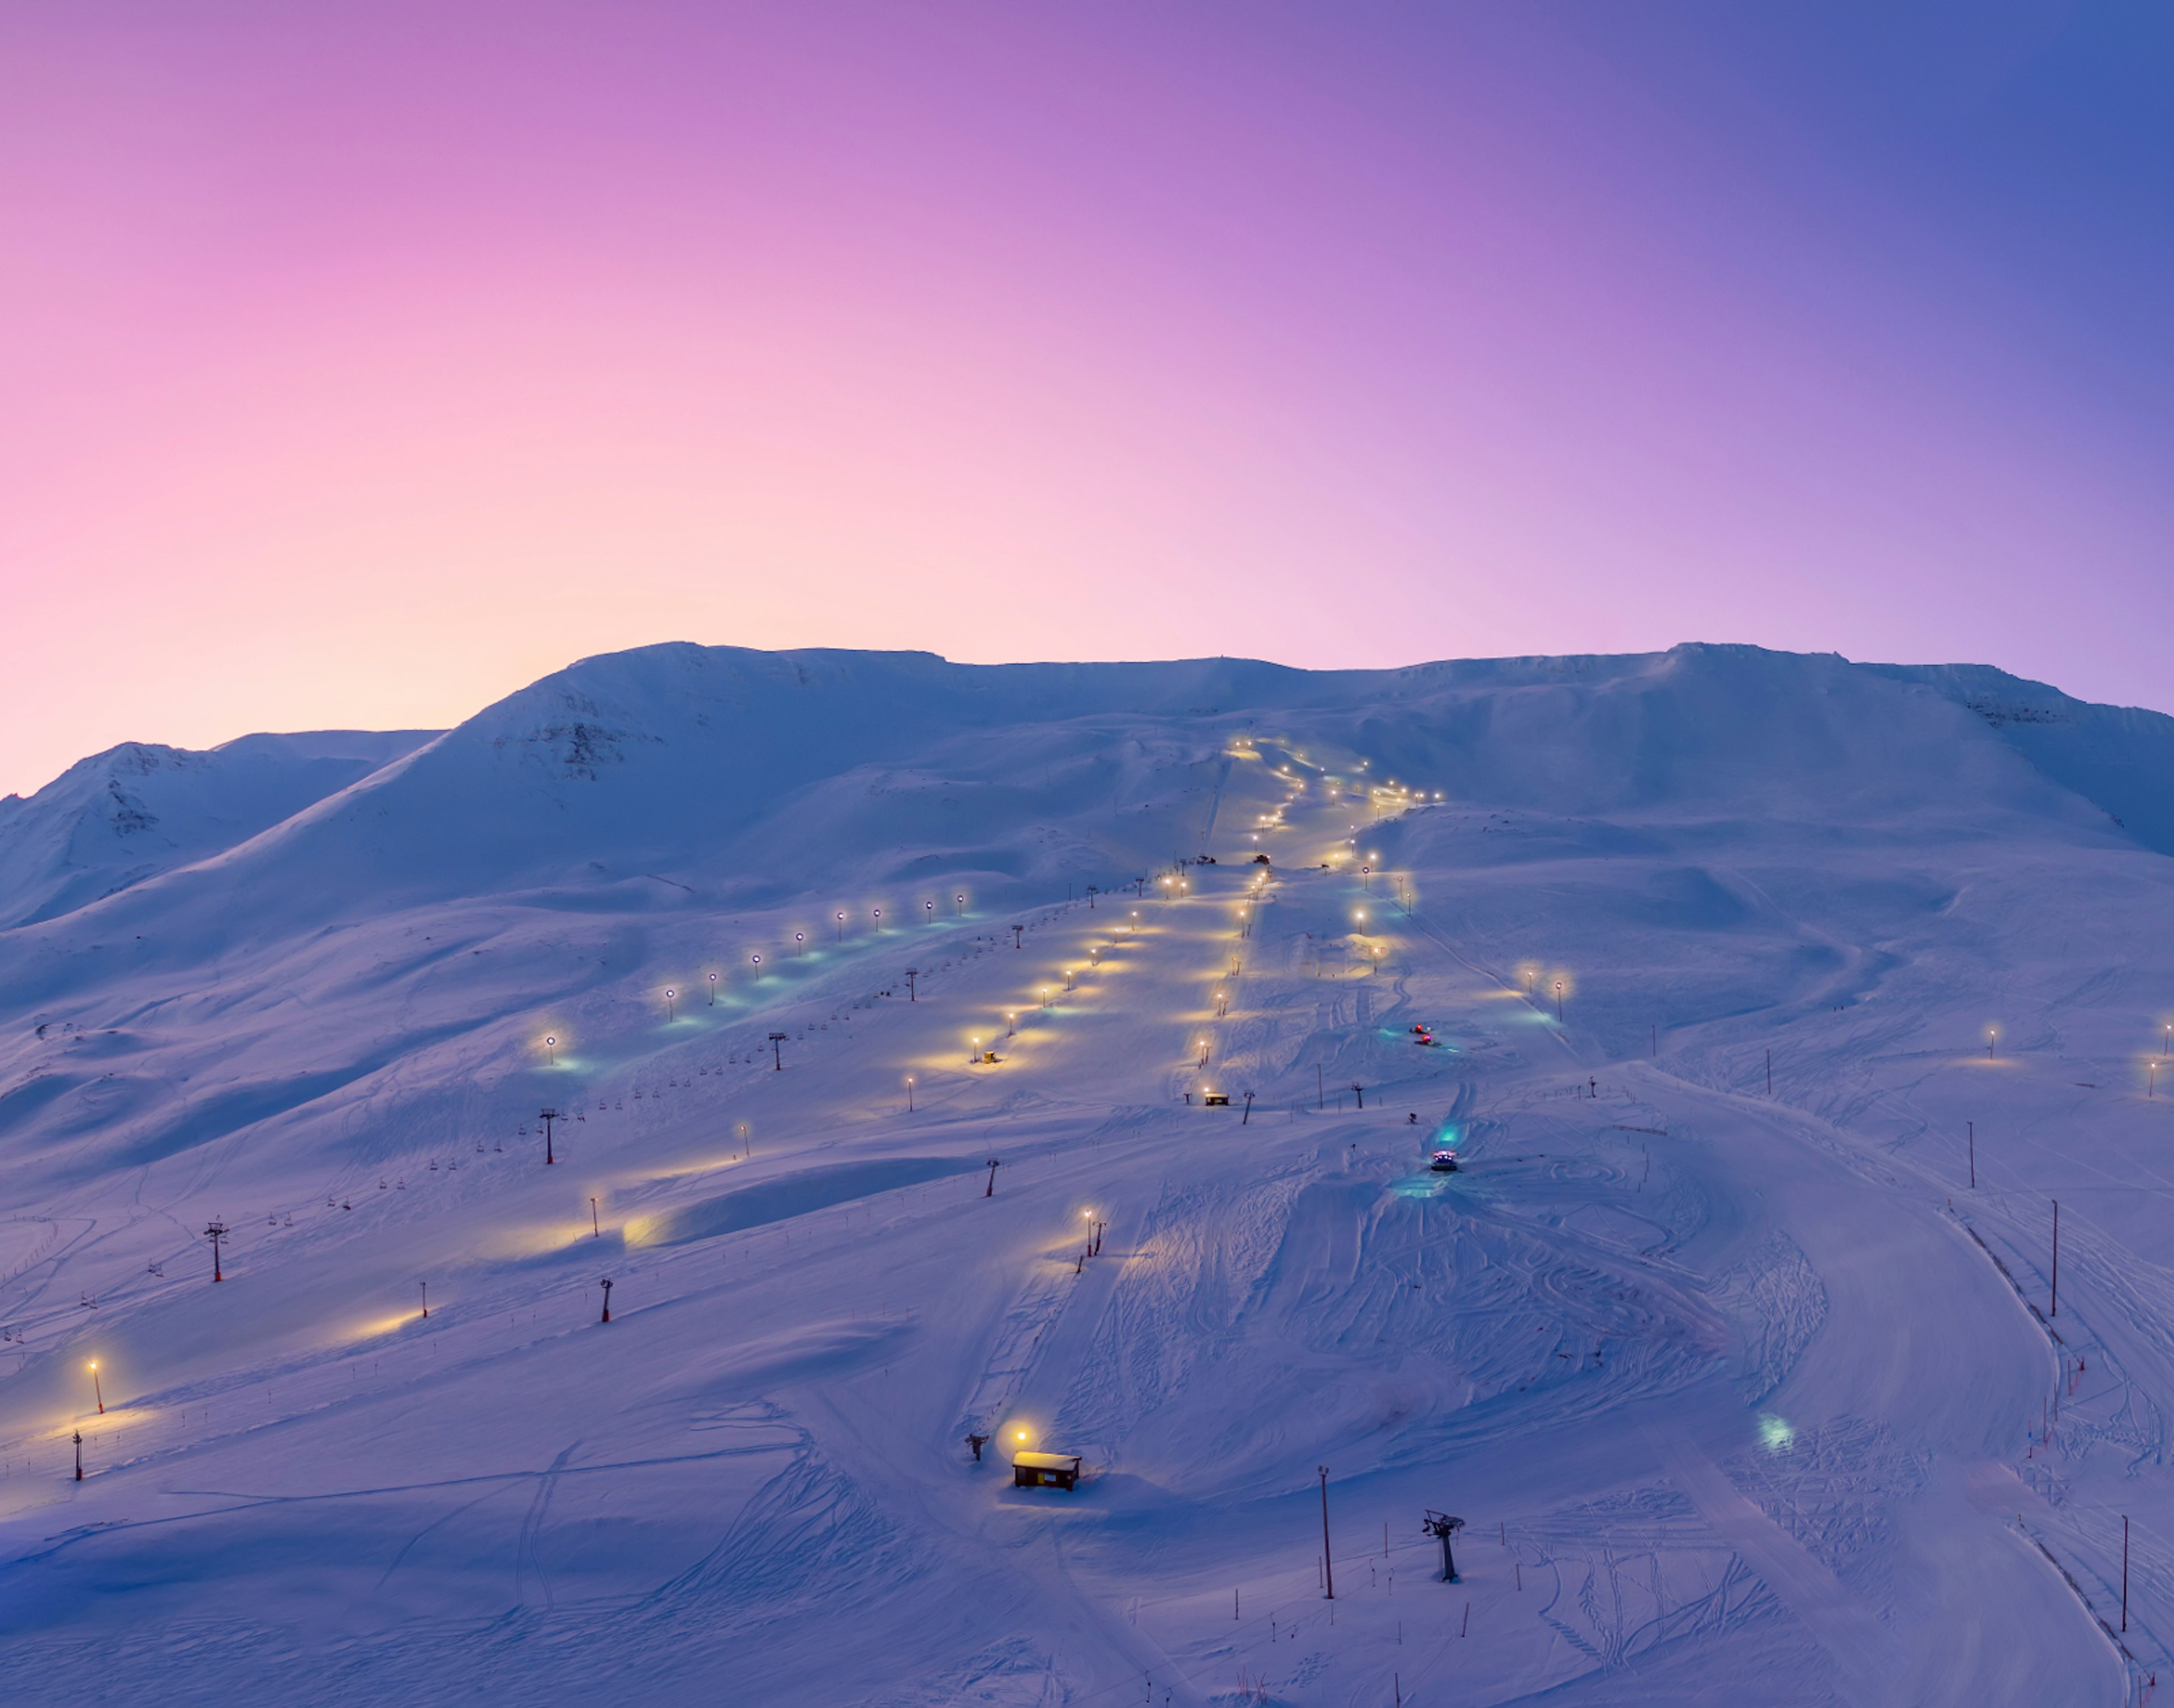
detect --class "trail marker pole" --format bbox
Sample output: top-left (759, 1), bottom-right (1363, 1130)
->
top-left (769, 1032), bottom-right (788, 1070)
top-left (590, 1197), bottom-right (600, 1238)
top-left (1968, 1121), bottom-right (1975, 1188)
top-left (2124, 1515), bottom-right (2130, 1632)
top-left (73, 1431), bottom-right (82, 1482)
top-left (984, 1159), bottom-right (1000, 1197)
top-left (598, 1278), bottom-right (612, 1323)
top-left (204, 1219), bottom-right (229, 1282)
top-left (1319, 1466), bottom-right (1335, 1598)
top-left (1766, 1050), bottom-right (1773, 1095)
top-left (2051, 1200), bottom-right (2060, 1317)
top-left (1318, 1065), bottom-right (1324, 1110)
top-left (540, 1108), bottom-right (559, 1165)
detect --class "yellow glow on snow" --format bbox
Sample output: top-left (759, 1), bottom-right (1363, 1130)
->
top-left (332, 1309), bottom-right (426, 1346)
top-left (482, 1218), bottom-right (598, 1260)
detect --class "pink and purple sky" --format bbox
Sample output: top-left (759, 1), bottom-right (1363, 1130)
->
top-left (4, 2), bottom-right (2169, 797)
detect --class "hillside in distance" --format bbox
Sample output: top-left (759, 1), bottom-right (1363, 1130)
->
top-left (0, 641), bottom-right (2169, 1706)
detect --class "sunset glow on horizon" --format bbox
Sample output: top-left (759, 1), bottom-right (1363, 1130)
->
top-left (4, 3), bottom-right (2170, 797)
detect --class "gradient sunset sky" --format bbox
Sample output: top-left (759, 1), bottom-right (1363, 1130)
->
top-left (4, 2), bottom-right (2169, 797)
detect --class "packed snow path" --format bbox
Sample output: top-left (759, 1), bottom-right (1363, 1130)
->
top-left (0, 643), bottom-right (2168, 1705)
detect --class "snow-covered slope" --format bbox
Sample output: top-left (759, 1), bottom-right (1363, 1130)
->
top-left (0, 729), bottom-right (438, 930)
top-left (0, 642), bottom-right (2167, 1706)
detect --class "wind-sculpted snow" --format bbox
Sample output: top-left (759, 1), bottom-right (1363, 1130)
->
top-left (0, 640), bottom-right (2167, 1704)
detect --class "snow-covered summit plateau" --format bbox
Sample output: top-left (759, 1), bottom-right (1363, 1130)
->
top-left (1, 641), bottom-right (2168, 1705)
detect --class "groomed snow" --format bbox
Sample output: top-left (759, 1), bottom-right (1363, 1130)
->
top-left (0, 641), bottom-right (2166, 1705)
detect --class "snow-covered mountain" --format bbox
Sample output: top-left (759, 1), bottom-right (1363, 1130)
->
top-left (0, 729), bottom-right (437, 931)
top-left (0, 642), bottom-right (2167, 1705)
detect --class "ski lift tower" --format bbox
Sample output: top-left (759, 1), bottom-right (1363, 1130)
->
top-left (768, 1031), bottom-right (789, 1070)
top-left (1423, 1511), bottom-right (1466, 1581)
top-left (539, 1108), bottom-right (560, 1165)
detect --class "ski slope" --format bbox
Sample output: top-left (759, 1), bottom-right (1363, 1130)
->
top-left (0, 641), bottom-right (2168, 1706)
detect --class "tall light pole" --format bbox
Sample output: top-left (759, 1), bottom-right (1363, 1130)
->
top-left (88, 1362), bottom-right (102, 1414)
top-left (73, 1431), bottom-right (83, 1482)
top-left (598, 1277), bottom-right (613, 1323)
top-left (905, 1076), bottom-right (915, 1112)
top-left (1554, 980), bottom-right (1564, 1022)
top-left (1319, 1466), bottom-right (1335, 1598)
top-left (836, 910), bottom-right (846, 941)
top-left (956, 893), bottom-right (966, 916)
top-left (419, 1281), bottom-right (429, 1319)
top-left (665, 988), bottom-right (678, 1022)
top-left (708, 972), bottom-right (718, 1005)
top-left (545, 1034), bottom-right (557, 1067)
